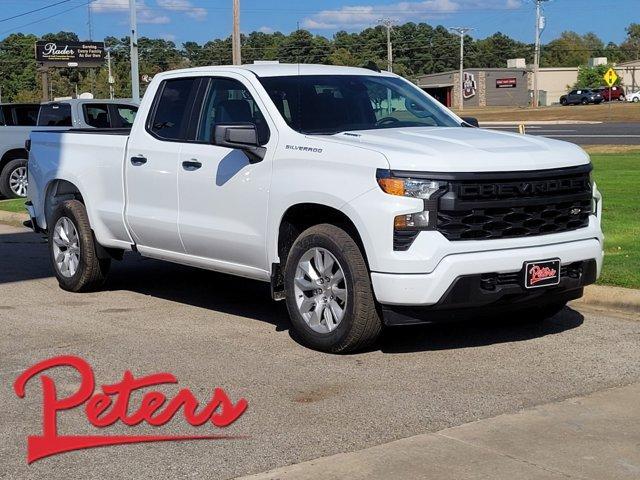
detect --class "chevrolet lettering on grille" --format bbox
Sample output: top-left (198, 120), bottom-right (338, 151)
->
top-left (458, 178), bottom-right (590, 199)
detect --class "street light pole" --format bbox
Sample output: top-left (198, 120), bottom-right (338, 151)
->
top-left (533, 0), bottom-right (548, 108)
top-left (450, 27), bottom-right (472, 111)
top-left (106, 49), bottom-right (115, 100)
top-left (378, 18), bottom-right (395, 73)
top-left (129, 0), bottom-right (140, 102)
top-left (232, 0), bottom-right (241, 65)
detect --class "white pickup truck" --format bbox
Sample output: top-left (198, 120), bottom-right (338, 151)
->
top-left (27, 64), bottom-right (603, 353)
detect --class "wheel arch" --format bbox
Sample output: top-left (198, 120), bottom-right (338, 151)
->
top-left (43, 179), bottom-right (86, 228)
top-left (271, 202), bottom-right (370, 299)
top-left (0, 148), bottom-right (28, 171)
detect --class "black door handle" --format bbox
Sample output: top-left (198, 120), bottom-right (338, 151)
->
top-left (182, 160), bottom-right (202, 171)
top-left (130, 156), bottom-right (147, 166)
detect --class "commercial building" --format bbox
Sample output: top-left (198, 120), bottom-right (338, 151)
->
top-left (417, 58), bottom-right (640, 108)
top-left (617, 59), bottom-right (640, 93)
top-left (416, 68), bottom-right (530, 108)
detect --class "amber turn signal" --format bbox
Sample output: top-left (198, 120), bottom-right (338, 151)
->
top-left (377, 177), bottom-right (405, 196)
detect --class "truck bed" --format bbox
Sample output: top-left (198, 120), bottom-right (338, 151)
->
top-left (28, 129), bottom-right (132, 248)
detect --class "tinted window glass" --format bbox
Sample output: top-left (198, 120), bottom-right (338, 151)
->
top-left (13, 105), bottom-right (39, 126)
top-left (38, 103), bottom-right (72, 126)
top-left (258, 75), bottom-right (459, 134)
top-left (84, 104), bottom-right (111, 128)
top-left (0, 106), bottom-right (10, 125)
top-left (116, 105), bottom-right (138, 127)
top-left (150, 78), bottom-right (198, 140)
top-left (197, 78), bottom-right (269, 145)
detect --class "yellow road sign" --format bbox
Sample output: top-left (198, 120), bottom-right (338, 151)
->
top-left (603, 68), bottom-right (618, 87)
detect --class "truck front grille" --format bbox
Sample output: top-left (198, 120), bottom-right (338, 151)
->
top-left (435, 165), bottom-right (593, 241)
top-left (438, 198), bottom-right (591, 240)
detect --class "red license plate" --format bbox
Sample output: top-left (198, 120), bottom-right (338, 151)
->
top-left (524, 259), bottom-right (561, 289)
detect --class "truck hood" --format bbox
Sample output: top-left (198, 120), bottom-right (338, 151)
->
top-left (326, 127), bottom-right (590, 172)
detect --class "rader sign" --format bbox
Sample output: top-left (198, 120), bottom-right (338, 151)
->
top-left (35, 41), bottom-right (105, 67)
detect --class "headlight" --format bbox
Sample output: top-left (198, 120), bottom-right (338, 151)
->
top-left (376, 170), bottom-right (447, 231)
top-left (377, 172), bottom-right (446, 200)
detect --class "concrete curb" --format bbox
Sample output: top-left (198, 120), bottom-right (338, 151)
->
top-left (0, 210), bottom-right (29, 228)
top-left (480, 120), bottom-right (603, 125)
top-left (574, 284), bottom-right (640, 315)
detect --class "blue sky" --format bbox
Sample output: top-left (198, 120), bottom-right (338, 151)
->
top-left (0, 0), bottom-right (634, 45)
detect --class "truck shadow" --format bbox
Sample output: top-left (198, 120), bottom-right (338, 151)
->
top-left (105, 254), bottom-right (584, 353)
top-left (378, 308), bottom-right (584, 354)
top-left (0, 229), bottom-right (584, 353)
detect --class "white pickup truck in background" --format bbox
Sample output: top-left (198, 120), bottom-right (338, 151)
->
top-left (0, 99), bottom-right (138, 198)
top-left (27, 64), bottom-right (603, 353)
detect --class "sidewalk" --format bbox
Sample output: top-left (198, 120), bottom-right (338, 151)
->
top-left (238, 382), bottom-right (640, 480)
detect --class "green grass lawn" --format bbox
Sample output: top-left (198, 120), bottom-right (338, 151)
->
top-left (0, 198), bottom-right (27, 213)
top-left (591, 152), bottom-right (640, 289)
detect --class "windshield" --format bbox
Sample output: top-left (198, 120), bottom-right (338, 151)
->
top-left (258, 74), bottom-right (460, 134)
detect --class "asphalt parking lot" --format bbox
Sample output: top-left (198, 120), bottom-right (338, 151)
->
top-left (483, 122), bottom-right (640, 145)
top-left (1, 223), bottom-right (640, 479)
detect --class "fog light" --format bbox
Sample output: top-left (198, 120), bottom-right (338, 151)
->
top-left (394, 211), bottom-right (430, 230)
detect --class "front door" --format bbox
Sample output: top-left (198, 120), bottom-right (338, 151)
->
top-left (177, 76), bottom-right (274, 275)
top-left (125, 77), bottom-right (201, 252)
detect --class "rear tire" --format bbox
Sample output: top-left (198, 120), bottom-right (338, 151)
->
top-left (560, 98), bottom-right (567, 106)
top-left (284, 224), bottom-right (382, 353)
top-left (48, 199), bottom-right (110, 292)
top-left (0, 158), bottom-right (28, 198)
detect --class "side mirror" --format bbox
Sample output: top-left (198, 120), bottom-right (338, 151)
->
top-left (213, 124), bottom-right (266, 163)
top-left (460, 116), bottom-right (479, 128)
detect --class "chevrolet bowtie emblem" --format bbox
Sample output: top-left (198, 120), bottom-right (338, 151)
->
top-left (570, 208), bottom-right (581, 215)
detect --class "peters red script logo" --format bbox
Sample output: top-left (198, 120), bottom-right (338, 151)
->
top-left (529, 265), bottom-right (558, 285)
top-left (13, 355), bottom-right (248, 463)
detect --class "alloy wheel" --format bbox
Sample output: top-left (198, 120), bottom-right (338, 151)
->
top-left (9, 166), bottom-right (28, 197)
top-left (52, 217), bottom-right (81, 278)
top-left (293, 247), bottom-right (347, 334)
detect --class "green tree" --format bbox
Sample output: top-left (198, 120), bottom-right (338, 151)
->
top-left (620, 23), bottom-right (640, 61)
top-left (574, 64), bottom-right (621, 89)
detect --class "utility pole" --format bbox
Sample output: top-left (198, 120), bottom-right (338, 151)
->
top-left (106, 49), bottom-right (115, 100)
top-left (129, 0), bottom-right (140, 102)
top-left (87, 1), bottom-right (93, 40)
top-left (450, 27), bottom-right (472, 111)
top-left (533, 0), bottom-right (548, 108)
top-left (378, 18), bottom-right (395, 72)
top-left (232, 0), bottom-right (241, 65)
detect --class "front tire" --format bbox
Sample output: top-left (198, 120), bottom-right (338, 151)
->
top-left (48, 200), bottom-right (110, 292)
top-left (0, 158), bottom-right (28, 198)
top-left (284, 224), bottom-right (382, 353)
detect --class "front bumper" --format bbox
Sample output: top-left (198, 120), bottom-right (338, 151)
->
top-left (371, 237), bottom-right (602, 306)
top-left (381, 259), bottom-right (596, 326)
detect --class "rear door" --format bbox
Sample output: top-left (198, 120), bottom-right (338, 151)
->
top-left (125, 76), bottom-right (202, 252)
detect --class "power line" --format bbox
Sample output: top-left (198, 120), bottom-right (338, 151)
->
top-left (0, 0), bottom-right (73, 24)
top-left (0, 1), bottom-right (94, 36)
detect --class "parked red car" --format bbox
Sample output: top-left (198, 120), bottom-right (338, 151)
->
top-left (597, 86), bottom-right (626, 101)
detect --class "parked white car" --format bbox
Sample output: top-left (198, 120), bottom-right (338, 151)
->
top-left (626, 90), bottom-right (640, 102)
top-left (26, 64), bottom-right (604, 352)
